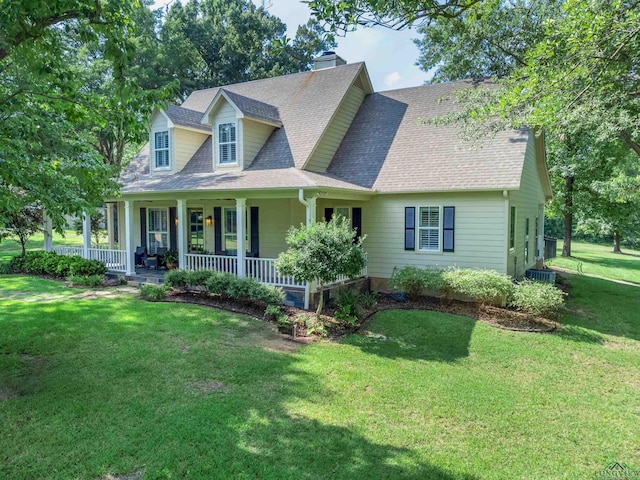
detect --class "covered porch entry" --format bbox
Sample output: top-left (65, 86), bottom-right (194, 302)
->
top-left (48, 188), bottom-right (368, 309)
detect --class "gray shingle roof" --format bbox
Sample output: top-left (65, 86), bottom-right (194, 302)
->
top-left (327, 80), bottom-right (530, 193)
top-left (219, 89), bottom-right (281, 125)
top-left (121, 69), bottom-right (536, 197)
top-left (165, 105), bottom-right (211, 132)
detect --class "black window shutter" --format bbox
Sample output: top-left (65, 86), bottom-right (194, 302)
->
top-left (140, 208), bottom-right (147, 249)
top-left (324, 207), bottom-right (334, 222)
top-left (250, 207), bottom-right (259, 257)
top-left (169, 207), bottom-right (177, 251)
top-left (214, 207), bottom-right (223, 255)
top-left (352, 207), bottom-right (362, 242)
top-left (404, 207), bottom-right (415, 250)
top-left (443, 206), bottom-right (455, 252)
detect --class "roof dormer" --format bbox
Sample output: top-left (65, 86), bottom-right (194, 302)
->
top-left (149, 106), bottom-right (210, 176)
top-left (200, 89), bottom-right (281, 171)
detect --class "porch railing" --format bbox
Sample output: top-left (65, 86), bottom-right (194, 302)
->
top-left (52, 246), bottom-right (84, 257)
top-left (184, 254), bottom-right (305, 288)
top-left (88, 248), bottom-right (127, 273)
top-left (325, 254), bottom-right (368, 287)
top-left (246, 257), bottom-right (306, 287)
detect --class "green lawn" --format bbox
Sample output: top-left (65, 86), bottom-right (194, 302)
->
top-left (1, 268), bottom-right (639, 478)
top-left (0, 231), bottom-right (83, 263)
top-left (547, 240), bottom-right (640, 284)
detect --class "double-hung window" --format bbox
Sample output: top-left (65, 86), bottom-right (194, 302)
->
top-left (148, 208), bottom-right (168, 254)
top-left (418, 206), bottom-right (440, 252)
top-left (222, 207), bottom-right (248, 254)
top-left (154, 131), bottom-right (170, 169)
top-left (218, 123), bottom-right (237, 164)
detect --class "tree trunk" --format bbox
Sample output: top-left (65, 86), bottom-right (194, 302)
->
top-left (562, 175), bottom-right (574, 257)
top-left (315, 279), bottom-right (325, 319)
top-left (20, 240), bottom-right (26, 256)
top-left (613, 230), bottom-right (622, 254)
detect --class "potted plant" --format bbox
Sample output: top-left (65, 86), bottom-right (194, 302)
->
top-left (163, 250), bottom-right (179, 269)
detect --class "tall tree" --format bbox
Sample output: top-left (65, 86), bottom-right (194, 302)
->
top-left (0, 0), bottom-right (142, 228)
top-left (156, 0), bottom-right (335, 98)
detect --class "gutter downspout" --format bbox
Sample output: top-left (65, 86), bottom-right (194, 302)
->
top-left (503, 190), bottom-right (510, 276)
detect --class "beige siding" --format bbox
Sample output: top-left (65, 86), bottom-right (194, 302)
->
top-left (364, 192), bottom-right (508, 279)
top-left (213, 101), bottom-right (240, 170)
top-left (151, 113), bottom-right (168, 131)
top-left (243, 119), bottom-right (274, 168)
top-left (174, 129), bottom-right (209, 172)
top-left (508, 134), bottom-right (546, 277)
top-left (305, 85), bottom-right (366, 172)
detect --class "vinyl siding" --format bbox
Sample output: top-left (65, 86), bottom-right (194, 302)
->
top-left (174, 129), bottom-right (209, 172)
top-left (305, 85), bottom-right (366, 172)
top-left (213, 102), bottom-right (240, 170)
top-left (364, 192), bottom-right (508, 279)
top-left (507, 134), bottom-right (546, 277)
top-left (243, 119), bottom-right (274, 168)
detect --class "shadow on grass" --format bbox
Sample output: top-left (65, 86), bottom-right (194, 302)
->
top-left (558, 275), bottom-right (640, 342)
top-left (345, 309), bottom-right (475, 362)
top-left (0, 296), bottom-right (479, 480)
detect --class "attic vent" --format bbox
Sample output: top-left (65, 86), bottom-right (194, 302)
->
top-left (353, 75), bottom-right (365, 91)
top-left (313, 52), bottom-right (347, 70)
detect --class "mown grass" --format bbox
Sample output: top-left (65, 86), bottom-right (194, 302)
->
top-left (548, 240), bottom-right (640, 284)
top-left (0, 231), bottom-right (83, 263)
top-left (1, 267), bottom-right (639, 479)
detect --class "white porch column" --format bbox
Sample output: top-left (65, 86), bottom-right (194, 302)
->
top-left (43, 212), bottom-right (53, 252)
top-left (177, 199), bottom-right (187, 269)
top-left (306, 196), bottom-right (317, 226)
top-left (106, 203), bottom-right (115, 250)
top-left (82, 212), bottom-right (92, 259)
top-left (124, 200), bottom-right (135, 275)
top-left (236, 198), bottom-right (246, 278)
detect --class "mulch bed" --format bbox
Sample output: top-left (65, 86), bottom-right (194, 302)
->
top-left (155, 289), bottom-right (560, 338)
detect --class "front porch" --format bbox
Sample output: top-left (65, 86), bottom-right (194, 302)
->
top-left (45, 190), bottom-right (368, 309)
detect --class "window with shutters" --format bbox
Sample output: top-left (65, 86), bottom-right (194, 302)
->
top-left (154, 131), bottom-right (170, 169)
top-left (418, 206), bottom-right (441, 252)
top-left (335, 206), bottom-right (351, 226)
top-left (218, 123), bottom-right (237, 164)
top-left (148, 208), bottom-right (169, 254)
top-left (222, 207), bottom-right (249, 254)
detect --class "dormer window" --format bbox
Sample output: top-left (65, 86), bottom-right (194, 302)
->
top-left (154, 131), bottom-right (170, 169)
top-left (218, 122), bottom-right (237, 164)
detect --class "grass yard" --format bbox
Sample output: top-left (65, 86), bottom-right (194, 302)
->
top-left (0, 241), bottom-right (639, 479)
top-left (0, 231), bottom-right (84, 264)
top-left (547, 240), bottom-right (640, 284)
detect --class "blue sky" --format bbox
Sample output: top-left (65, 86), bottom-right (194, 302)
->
top-left (152, 0), bottom-right (432, 91)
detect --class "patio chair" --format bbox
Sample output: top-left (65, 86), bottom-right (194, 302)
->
top-left (134, 246), bottom-right (147, 267)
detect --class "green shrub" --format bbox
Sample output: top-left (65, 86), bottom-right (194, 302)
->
top-left (205, 272), bottom-right (235, 296)
top-left (264, 304), bottom-right (288, 323)
top-left (66, 274), bottom-right (105, 288)
top-left (187, 270), bottom-right (214, 288)
top-left (334, 288), bottom-right (362, 321)
top-left (511, 280), bottom-right (566, 316)
top-left (5, 252), bottom-right (106, 278)
top-left (226, 276), bottom-right (259, 299)
top-left (389, 266), bottom-right (445, 299)
top-left (165, 269), bottom-right (190, 289)
top-left (358, 291), bottom-right (380, 310)
top-left (139, 284), bottom-right (167, 301)
top-left (0, 262), bottom-right (10, 274)
top-left (442, 267), bottom-right (514, 306)
top-left (250, 283), bottom-right (285, 306)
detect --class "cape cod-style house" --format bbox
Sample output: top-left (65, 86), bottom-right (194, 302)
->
top-left (48, 52), bottom-right (552, 308)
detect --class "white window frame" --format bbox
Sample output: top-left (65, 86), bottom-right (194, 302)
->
top-left (222, 207), bottom-right (249, 254)
top-left (147, 207), bottom-right (169, 254)
top-left (153, 130), bottom-right (170, 170)
top-left (217, 122), bottom-right (237, 165)
top-left (417, 205), bottom-right (442, 253)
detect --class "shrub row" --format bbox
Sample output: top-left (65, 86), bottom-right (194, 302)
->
top-left (164, 269), bottom-right (285, 306)
top-left (390, 266), bottom-right (565, 315)
top-left (3, 251), bottom-right (107, 278)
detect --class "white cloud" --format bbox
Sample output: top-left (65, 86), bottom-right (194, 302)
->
top-left (384, 71), bottom-right (402, 86)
